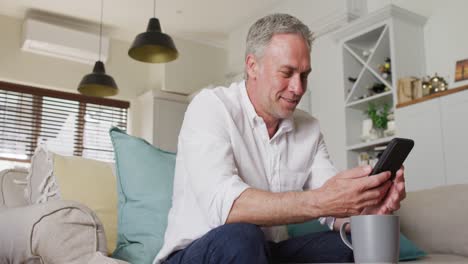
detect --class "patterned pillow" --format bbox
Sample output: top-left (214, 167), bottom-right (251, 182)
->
top-left (25, 144), bottom-right (59, 204)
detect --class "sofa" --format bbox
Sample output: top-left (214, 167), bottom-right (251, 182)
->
top-left (1, 144), bottom-right (467, 263)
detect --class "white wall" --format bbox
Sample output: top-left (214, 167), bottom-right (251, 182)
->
top-left (165, 38), bottom-right (227, 95)
top-left (309, 34), bottom-right (346, 170)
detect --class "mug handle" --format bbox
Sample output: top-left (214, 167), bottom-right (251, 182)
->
top-left (340, 221), bottom-right (353, 250)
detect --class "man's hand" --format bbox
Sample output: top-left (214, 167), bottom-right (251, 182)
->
top-left (361, 166), bottom-right (406, 215)
top-left (314, 165), bottom-right (392, 218)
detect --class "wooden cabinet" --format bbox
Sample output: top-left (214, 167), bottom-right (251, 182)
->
top-left (395, 99), bottom-right (445, 191)
top-left (152, 97), bottom-right (187, 153)
top-left (440, 90), bottom-right (468, 185)
top-left (134, 90), bottom-right (188, 153)
top-left (396, 87), bottom-right (468, 190)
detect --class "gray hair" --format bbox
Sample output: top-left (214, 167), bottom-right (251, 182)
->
top-left (245, 13), bottom-right (314, 65)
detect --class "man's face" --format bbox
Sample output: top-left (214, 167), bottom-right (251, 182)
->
top-left (250, 33), bottom-right (311, 122)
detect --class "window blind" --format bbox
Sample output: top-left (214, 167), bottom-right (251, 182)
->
top-left (0, 81), bottom-right (129, 162)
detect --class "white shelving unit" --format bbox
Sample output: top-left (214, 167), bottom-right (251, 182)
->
top-left (334, 5), bottom-right (427, 168)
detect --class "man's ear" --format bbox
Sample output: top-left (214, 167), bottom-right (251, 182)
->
top-left (246, 54), bottom-right (258, 80)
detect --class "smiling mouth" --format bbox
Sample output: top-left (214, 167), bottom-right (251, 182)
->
top-left (281, 97), bottom-right (299, 105)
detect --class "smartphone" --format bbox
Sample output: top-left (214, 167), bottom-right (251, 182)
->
top-left (370, 138), bottom-right (414, 180)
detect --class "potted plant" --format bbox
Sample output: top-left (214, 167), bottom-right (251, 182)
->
top-left (365, 103), bottom-right (390, 138)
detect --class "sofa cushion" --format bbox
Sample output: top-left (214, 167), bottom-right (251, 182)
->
top-left (396, 184), bottom-right (468, 257)
top-left (410, 254), bottom-right (468, 263)
top-left (0, 200), bottom-right (107, 264)
top-left (110, 127), bottom-right (176, 264)
top-left (53, 154), bottom-right (118, 254)
top-left (87, 252), bottom-right (130, 264)
top-left (288, 219), bottom-right (426, 261)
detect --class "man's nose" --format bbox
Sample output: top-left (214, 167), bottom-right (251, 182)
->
top-left (289, 74), bottom-right (305, 96)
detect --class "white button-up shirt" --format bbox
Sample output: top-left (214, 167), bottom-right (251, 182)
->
top-left (154, 81), bottom-right (337, 264)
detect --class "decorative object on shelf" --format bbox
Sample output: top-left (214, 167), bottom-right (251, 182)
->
top-left (361, 118), bottom-right (373, 142)
top-left (358, 152), bottom-right (370, 166)
top-left (421, 76), bottom-right (431, 96)
top-left (454, 58), bottom-right (468, 82)
top-left (358, 145), bottom-right (386, 167)
top-left (412, 79), bottom-right (423, 99)
top-left (429, 73), bottom-right (448, 94)
top-left (384, 112), bottom-right (396, 137)
top-left (362, 48), bottom-right (374, 58)
top-left (397, 77), bottom-right (423, 104)
top-left (128, 0), bottom-right (178, 63)
top-left (378, 57), bottom-right (392, 80)
top-left (369, 83), bottom-right (387, 94)
top-left (78, 0), bottom-right (118, 97)
top-left (354, 83), bottom-right (390, 101)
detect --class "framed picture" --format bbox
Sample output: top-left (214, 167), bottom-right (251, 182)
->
top-left (454, 58), bottom-right (468, 86)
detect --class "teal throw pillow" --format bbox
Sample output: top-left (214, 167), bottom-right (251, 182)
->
top-left (287, 219), bottom-right (330, 237)
top-left (399, 233), bottom-right (427, 261)
top-left (287, 220), bottom-right (427, 261)
top-left (110, 127), bottom-right (176, 264)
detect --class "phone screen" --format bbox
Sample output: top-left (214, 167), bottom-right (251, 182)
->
top-left (370, 138), bottom-right (414, 180)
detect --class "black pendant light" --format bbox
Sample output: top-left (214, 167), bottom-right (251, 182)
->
top-left (128, 0), bottom-right (178, 63)
top-left (78, 0), bottom-right (118, 97)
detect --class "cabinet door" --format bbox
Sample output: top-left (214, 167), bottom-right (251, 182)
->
top-left (440, 90), bottom-right (468, 185)
top-left (153, 98), bottom-right (188, 153)
top-left (395, 99), bottom-right (446, 191)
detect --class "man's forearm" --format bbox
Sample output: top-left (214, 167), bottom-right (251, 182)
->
top-left (226, 188), bottom-right (324, 226)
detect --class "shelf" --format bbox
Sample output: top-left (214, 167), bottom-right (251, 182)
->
top-left (347, 136), bottom-right (394, 151)
top-left (368, 27), bottom-right (392, 84)
top-left (343, 45), bottom-right (367, 66)
top-left (346, 68), bottom-right (391, 104)
top-left (396, 84), bottom-right (468, 108)
top-left (346, 90), bottom-right (393, 110)
top-left (343, 46), bottom-right (365, 99)
top-left (345, 25), bottom-right (387, 63)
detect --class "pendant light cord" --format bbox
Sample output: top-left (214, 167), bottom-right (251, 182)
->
top-left (99, 0), bottom-right (103, 62)
top-left (153, 0), bottom-right (156, 18)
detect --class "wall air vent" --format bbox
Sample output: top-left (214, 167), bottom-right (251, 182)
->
top-left (21, 18), bottom-right (109, 65)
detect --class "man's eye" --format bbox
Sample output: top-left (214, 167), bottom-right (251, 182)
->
top-left (281, 71), bottom-right (293, 77)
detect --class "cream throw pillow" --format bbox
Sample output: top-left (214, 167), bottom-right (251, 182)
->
top-left (53, 154), bottom-right (118, 254)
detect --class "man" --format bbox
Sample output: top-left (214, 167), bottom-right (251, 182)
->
top-left (155, 13), bottom-right (406, 264)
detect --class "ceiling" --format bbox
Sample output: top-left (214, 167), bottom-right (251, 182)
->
top-left (0, 0), bottom-right (282, 47)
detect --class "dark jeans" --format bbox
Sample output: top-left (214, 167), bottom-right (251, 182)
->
top-left (164, 223), bottom-right (354, 264)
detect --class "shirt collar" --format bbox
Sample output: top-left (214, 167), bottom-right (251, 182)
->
top-left (240, 80), bottom-right (259, 127)
top-left (240, 81), bottom-right (295, 134)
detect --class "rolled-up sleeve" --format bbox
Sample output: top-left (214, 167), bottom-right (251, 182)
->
top-left (304, 133), bottom-right (338, 230)
top-left (178, 90), bottom-right (250, 227)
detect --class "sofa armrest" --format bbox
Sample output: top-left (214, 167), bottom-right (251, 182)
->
top-left (396, 184), bottom-right (468, 257)
top-left (0, 200), bottom-right (107, 264)
top-left (0, 168), bottom-right (29, 210)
